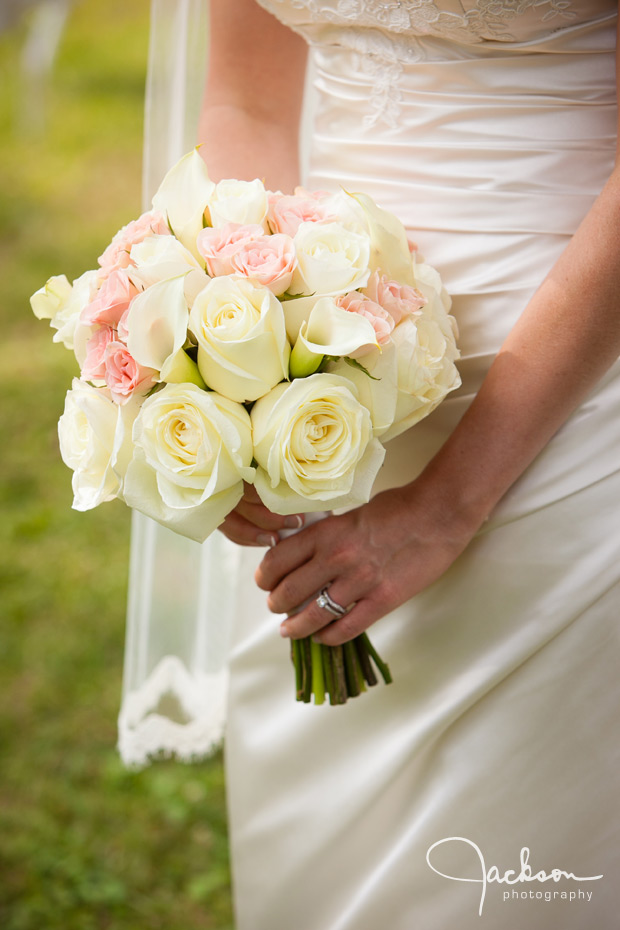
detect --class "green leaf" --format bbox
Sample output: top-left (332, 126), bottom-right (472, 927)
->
top-left (344, 356), bottom-right (380, 380)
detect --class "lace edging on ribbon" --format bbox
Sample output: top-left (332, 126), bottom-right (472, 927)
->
top-left (117, 655), bottom-right (228, 768)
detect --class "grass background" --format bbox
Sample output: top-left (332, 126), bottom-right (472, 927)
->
top-left (0, 2), bottom-right (233, 927)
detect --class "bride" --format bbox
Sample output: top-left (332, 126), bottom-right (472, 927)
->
top-left (129, 1), bottom-right (620, 927)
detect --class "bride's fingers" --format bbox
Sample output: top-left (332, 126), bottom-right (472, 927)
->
top-left (219, 510), bottom-right (279, 547)
top-left (240, 482), bottom-right (262, 504)
top-left (312, 598), bottom-right (380, 646)
top-left (255, 524), bottom-right (319, 590)
top-left (278, 577), bottom-right (371, 640)
top-left (265, 555), bottom-right (331, 614)
top-left (236, 482), bottom-right (305, 532)
top-left (236, 498), bottom-right (304, 533)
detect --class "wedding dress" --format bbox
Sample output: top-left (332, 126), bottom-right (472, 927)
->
top-left (122, 1), bottom-right (620, 927)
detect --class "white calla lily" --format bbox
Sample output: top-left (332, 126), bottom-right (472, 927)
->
top-left (326, 343), bottom-right (399, 438)
top-left (160, 348), bottom-right (206, 388)
top-left (303, 296), bottom-right (378, 356)
top-left (281, 294), bottom-right (321, 343)
top-left (151, 148), bottom-right (215, 259)
top-left (126, 275), bottom-right (189, 373)
top-left (289, 297), bottom-right (378, 378)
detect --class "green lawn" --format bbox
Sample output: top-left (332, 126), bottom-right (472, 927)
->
top-left (0, 3), bottom-right (233, 927)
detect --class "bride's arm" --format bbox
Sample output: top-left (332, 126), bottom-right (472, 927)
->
top-left (200, 0), bottom-right (310, 542)
top-left (257, 17), bottom-right (620, 645)
top-left (198, 0), bottom-right (307, 190)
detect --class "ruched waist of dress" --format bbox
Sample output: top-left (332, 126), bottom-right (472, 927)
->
top-left (306, 41), bottom-right (617, 236)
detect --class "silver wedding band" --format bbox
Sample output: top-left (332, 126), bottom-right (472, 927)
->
top-left (316, 586), bottom-right (347, 619)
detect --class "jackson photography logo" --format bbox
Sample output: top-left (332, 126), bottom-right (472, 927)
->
top-left (426, 837), bottom-right (604, 916)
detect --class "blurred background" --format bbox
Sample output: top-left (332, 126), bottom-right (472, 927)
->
top-left (0, 1), bottom-right (233, 927)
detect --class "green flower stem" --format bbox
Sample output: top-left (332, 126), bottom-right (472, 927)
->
top-left (355, 645), bottom-right (367, 694)
top-left (290, 633), bottom-right (391, 703)
top-left (331, 646), bottom-right (348, 705)
top-left (301, 637), bottom-right (313, 703)
top-left (354, 635), bottom-right (378, 687)
top-left (292, 638), bottom-right (304, 700)
top-left (310, 639), bottom-right (326, 705)
top-left (361, 632), bottom-right (393, 685)
top-left (327, 646), bottom-right (342, 706)
top-left (322, 644), bottom-right (336, 704)
top-left (351, 640), bottom-right (367, 694)
top-left (343, 641), bottom-right (361, 698)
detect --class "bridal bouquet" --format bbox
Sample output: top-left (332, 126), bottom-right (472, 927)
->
top-left (31, 148), bottom-right (460, 705)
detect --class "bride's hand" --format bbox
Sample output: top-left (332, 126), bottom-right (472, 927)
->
top-left (254, 481), bottom-right (481, 645)
top-left (218, 483), bottom-right (305, 547)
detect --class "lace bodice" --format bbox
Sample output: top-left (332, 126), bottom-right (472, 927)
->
top-left (256, 0), bottom-right (614, 46)
top-left (256, 1), bottom-right (616, 126)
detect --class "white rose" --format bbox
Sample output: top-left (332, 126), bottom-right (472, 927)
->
top-left (31, 274), bottom-right (72, 322)
top-left (414, 260), bottom-right (460, 355)
top-left (320, 190), bottom-right (369, 235)
top-left (380, 315), bottom-right (461, 442)
top-left (290, 221), bottom-right (371, 297)
top-left (413, 259), bottom-right (451, 312)
top-left (251, 373), bottom-right (386, 513)
top-left (128, 235), bottom-right (206, 294)
top-left (345, 190), bottom-right (415, 285)
top-left (189, 275), bottom-right (290, 403)
top-left (208, 178), bottom-right (268, 228)
top-left (123, 383), bottom-right (255, 542)
top-left (31, 270), bottom-right (98, 350)
top-left (58, 379), bottom-right (137, 510)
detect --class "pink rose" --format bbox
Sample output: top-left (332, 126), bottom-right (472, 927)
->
top-left (229, 234), bottom-right (296, 295)
top-left (103, 341), bottom-right (156, 404)
top-left (81, 324), bottom-right (116, 381)
top-left (336, 292), bottom-right (395, 349)
top-left (293, 186), bottom-right (332, 201)
top-left (364, 271), bottom-right (427, 325)
top-left (98, 210), bottom-right (170, 274)
top-left (81, 269), bottom-right (140, 327)
top-left (267, 192), bottom-right (333, 237)
top-left (196, 222), bottom-right (264, 276)
top-left (116, 305), bottom-right (130, 344)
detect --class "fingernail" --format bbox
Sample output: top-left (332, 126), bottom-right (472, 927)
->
top-left (283, 514), bottom-right (303, 529)
top-left (257, 533), bottom-right (278, 548)
top-left (280, 623), bottom-right (290, 638)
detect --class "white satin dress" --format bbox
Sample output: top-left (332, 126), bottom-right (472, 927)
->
top-left (224, 3), bottom-right (620, 928)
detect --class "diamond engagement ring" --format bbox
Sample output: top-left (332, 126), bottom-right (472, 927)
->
top-left (316, 587), bottom-right (347, 619)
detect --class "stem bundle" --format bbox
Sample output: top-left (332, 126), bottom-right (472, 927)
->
top-left (291, 633), bottom-right (392, 705)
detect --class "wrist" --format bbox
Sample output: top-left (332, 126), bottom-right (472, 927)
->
top-left (402, 456), bottom-right (494, 545)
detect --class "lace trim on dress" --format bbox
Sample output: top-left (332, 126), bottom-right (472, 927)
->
top-left (257, 0), bottom-right (577, 43)
top-left (257, 0), bottom-right (578, 126)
